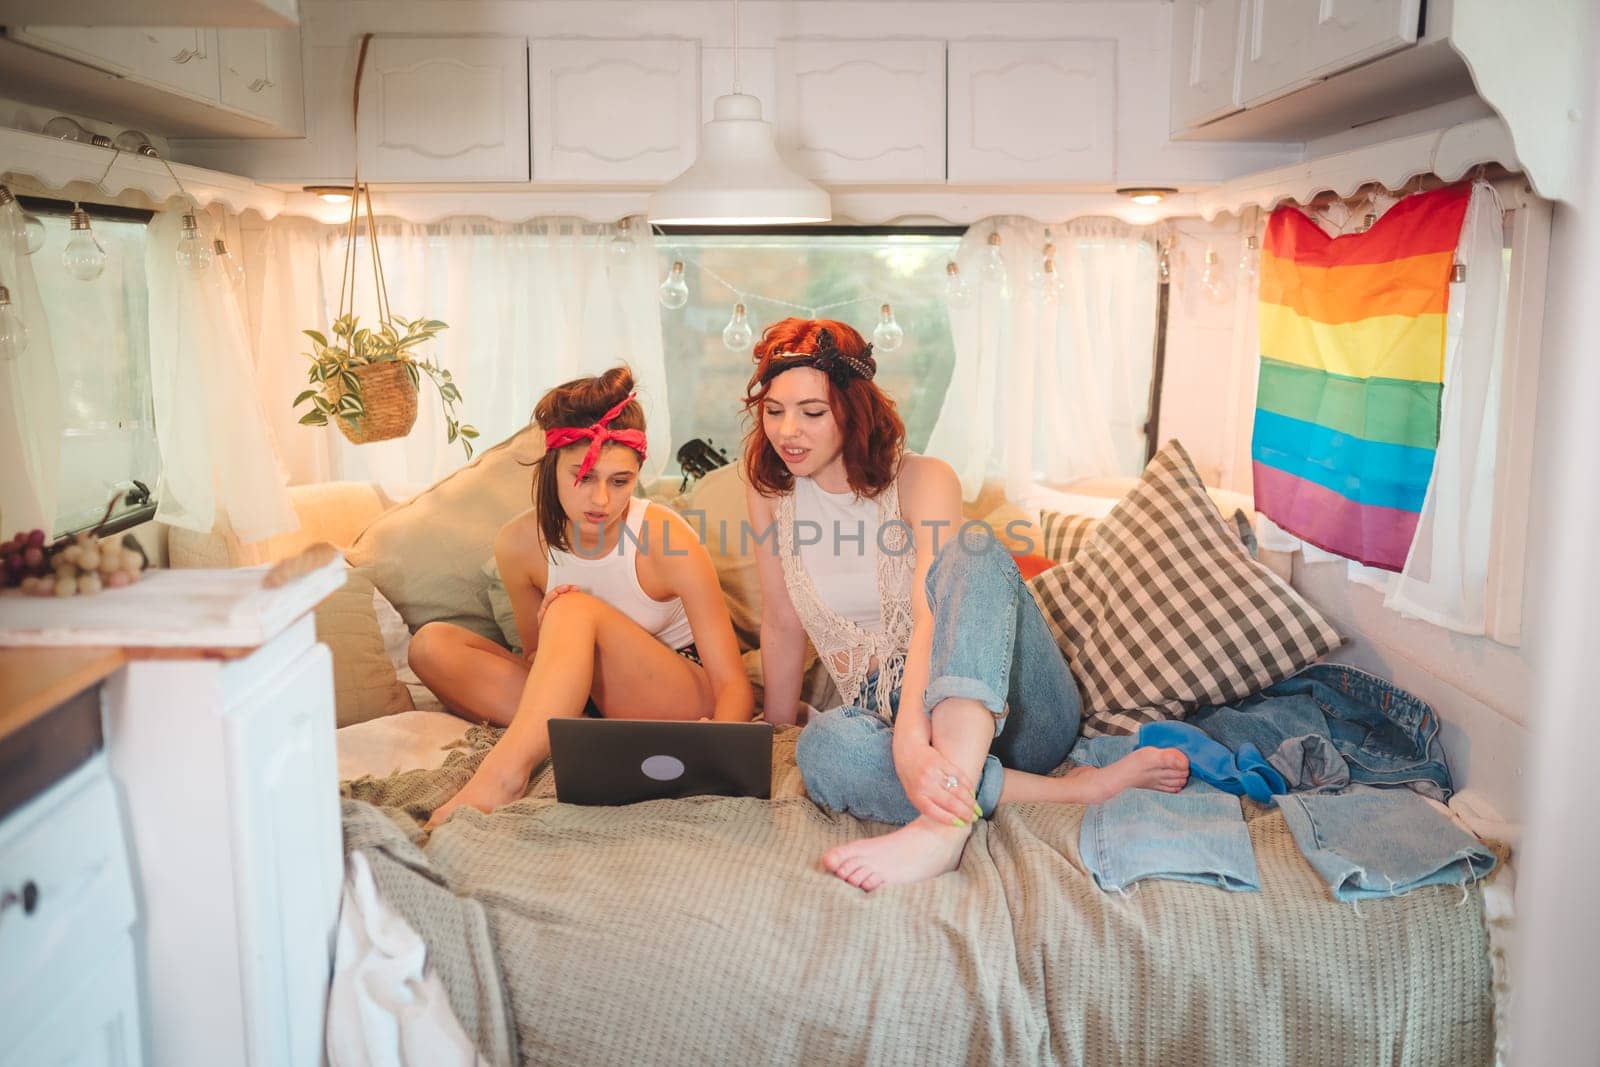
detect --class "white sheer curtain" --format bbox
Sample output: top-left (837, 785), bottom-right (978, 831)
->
top-left (146, 202), bottom-right (297, 543)
top-left (925, 216), bottom-right (1159, 502)
top-left (0, 199), bottom-right (60, 534)
top-left (254, 216), bottom-right (669, 495)
top-left (1256, 181), bottom-right (1506, 635)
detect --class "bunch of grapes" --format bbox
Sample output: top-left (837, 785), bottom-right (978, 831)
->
top-left (1, 528), bottom-right (145, 597)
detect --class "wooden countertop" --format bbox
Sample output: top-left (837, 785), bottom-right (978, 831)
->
top-left (0, 646), bottom-right (125, 746)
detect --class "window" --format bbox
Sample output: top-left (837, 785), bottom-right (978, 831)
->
top-left (656, 230), bottom-right (962, 477)
top-left (22, 197), bottom-right (159, 536)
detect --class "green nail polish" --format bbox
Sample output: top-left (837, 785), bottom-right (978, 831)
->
top-left (953, 817), bottom-right (966, 828)
top-left (973, 803), bottom-right (983, 818)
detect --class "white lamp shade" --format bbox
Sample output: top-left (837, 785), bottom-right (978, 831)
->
top-left (647, 94), bottom-right (831, 225)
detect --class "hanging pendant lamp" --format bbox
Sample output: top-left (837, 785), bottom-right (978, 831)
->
top-left (647, 0), bottom-right (830, 225)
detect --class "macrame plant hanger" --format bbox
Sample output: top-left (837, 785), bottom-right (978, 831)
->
top-left (327, 31), bottom-right (418, 444)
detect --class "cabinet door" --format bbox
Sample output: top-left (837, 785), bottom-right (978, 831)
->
top-left (1170, 0), bottom-right (1246, 131)
top-left (12, 26), bottom-right (221, 102)
top-left (529, 38), bottom-right (699, 183)
top-left (128, 28), bottom-right (223, 101)
top-left (357, 36), bottom-right (530, 181)
top-left (774, 40), bottom-right (945, 183)
top-left (223, 640), bottom-right (341, 1067)
top-left (1237, 0), bottom-right (1318, 107)
top-left (219, 27), bottom-right (305, 134)
top-left (947, 40), bottom-right (1115, 184)
top-left (1307, 0), bottom-right (1421, 76)
top-left (4, 934), bottom-right (143, 1067)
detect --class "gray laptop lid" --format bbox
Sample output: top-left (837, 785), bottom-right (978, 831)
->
top-left (548, 719), bottom-right (773, 806)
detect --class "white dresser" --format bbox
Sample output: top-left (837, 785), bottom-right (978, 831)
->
top-left (0, 562), bottom-right (346, 1067)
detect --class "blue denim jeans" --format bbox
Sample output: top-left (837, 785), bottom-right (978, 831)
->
top-left (1074, 735), bottom-right (1260, 893)
top-left (1188, 663), bottom-right (1454, 801)
top-left (795, 537), bottom-right (1082, 824)
top-left (1278, 786), bottom-right (1497, 901)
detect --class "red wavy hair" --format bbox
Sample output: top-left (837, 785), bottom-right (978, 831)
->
top-left (742, 317), bottom-right (905, 498)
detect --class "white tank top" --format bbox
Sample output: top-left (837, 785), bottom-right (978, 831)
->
top-left (791, 476), bottom-right (883, 632)
top-left (546, 496), bottom-right (696, 651)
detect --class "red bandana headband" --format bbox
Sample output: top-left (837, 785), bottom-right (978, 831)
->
top-left (544, 393), bottom-right (648, 484)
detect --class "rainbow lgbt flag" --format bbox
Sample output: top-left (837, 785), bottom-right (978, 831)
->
top-left (1251, 182), bottom-right (1471, 572)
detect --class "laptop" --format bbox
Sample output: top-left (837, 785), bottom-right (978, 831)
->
top-left (548, 719), bottom-right (774, 806)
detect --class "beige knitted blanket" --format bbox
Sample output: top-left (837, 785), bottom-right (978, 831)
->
top-left (342, 725), bottom-right (1494, 1067)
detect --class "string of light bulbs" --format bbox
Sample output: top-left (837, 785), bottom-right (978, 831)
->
top-left (0, 134), bottom-right (244, 288)
top-left (629, 218), bottom-right (910, 353)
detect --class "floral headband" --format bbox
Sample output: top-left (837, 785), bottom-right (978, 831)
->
top-left (758, 327), bottom-right (876, 389)
top-left (544, 392), bottom-right (648, 485)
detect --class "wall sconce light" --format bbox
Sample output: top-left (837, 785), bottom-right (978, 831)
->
top-left (303, 185), bottom-right (354, 204)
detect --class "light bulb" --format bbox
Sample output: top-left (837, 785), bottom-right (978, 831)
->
top-left (63, 208), bottom-right (107, 282)
top-left (722, 302), bottom-right (753, 351)
top-left (113, 129), bottom-right (158, 157)
top-left (1028, 239), bottom-right (1059, 290)
top-left (175, 213), bottom-right (213, 275)
top-left (1237, 234), bottom-right (1260, 282)
top-left (42, 115), bottom-right (91, 143)
top-left (0, 285), bottom-right (27, 361)
top-left (872, 303), bottom-right (904, 352)
top-left (609, 217), bottom-right (634, 263)
top-left (214, 238), bottom-right (246, 288)
top-left (1041, 258), bottom-right (1065, 300)
top-left (0, 186), bottom-right (42, 255)
top-left (944, 261), bottom-right (972, 307)
top-left (1199, 248), bottom-right (1231, 303)
top-left (658, 260), bottom-right (689, 309)
top-left (1157, 241), bottom-right (1172, 284)
top-left (981, 231), bottom-right (1006, 283)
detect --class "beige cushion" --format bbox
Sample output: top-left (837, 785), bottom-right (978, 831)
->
top-left (669, 464), bottom-right (762, 650)
top-left (166, 481), bottom-right (389, 568)
top-left (1038, 508), bottom-right (1098, 562)
top-left (345, 424), bottom-right (545, 641)
top-left (1028, 441), bottom-right (1341, 738)
top-left (315, 569), bottom-right (415, 727)
top-left (484, 557), bottom-right (521, 653)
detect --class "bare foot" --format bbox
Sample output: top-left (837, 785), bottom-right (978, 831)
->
top-left (1091, 746), bottom-right (1190, 802)
top-left (425, 751), bottom-right (533, 829)
top-left (820, 817), bottom-right (970, 892)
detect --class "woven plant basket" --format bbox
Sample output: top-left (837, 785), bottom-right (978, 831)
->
top-left (326, 361), bottom-right (419, 444)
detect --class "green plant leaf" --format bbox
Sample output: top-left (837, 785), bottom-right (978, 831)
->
top-left (340, 370), bottom-right (360, 392)
top-left (299, 410), bottom-right (328, 426)
top-left (313, 395), bottom-right (335, 414)
top-left (460, 425), bottom-right (479, 439)
top-left (446, 421), bottom-right (459, 444)
top-left (463, 440), bottom-right (475, 459)
top-left (293, 389), bottom-right (318, 407)
top-left (425, 320), bottom-right (447, 331)
top-left (302, 329), bottom-right (329, 347)
top-left (403, 362), bottom-right (421, 389)
top-left (441, 383), bottom-right (461, 403)
top-left (338, 394), bottom-right (363, 416)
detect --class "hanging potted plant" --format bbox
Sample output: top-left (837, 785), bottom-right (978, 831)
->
top-left (290, 33), bottom-right (478, 458)
top-left (292, 309), bottom-right (478, 458)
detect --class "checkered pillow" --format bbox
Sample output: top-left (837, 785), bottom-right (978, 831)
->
top-left (1038, 508), bottom-right (1097, 562)
top-left (1027, 441), bottom-right (1342, 737)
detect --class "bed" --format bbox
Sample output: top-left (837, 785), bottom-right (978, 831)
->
top-left (338, 721), bottom-right (1497, 1067)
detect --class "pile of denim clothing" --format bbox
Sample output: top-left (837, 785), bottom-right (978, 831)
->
top-left (1074, 664), bottom-right (1498, 901)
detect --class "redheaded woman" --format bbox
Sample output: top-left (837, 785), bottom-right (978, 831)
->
top-left (744, 319), bottom-right (1188, 890)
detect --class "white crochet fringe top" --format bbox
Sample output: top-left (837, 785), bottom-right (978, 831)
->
top-left (776, 475), bottom-right (915, 716)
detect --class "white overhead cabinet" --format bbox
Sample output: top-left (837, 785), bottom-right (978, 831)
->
top-left (774, 40), bottom-right (945, 183)
top-left (946, 40), bottom-right (1116, 184)
top-left (3, 24), bottom-right (305, 136)
top-left (1174, 0), bottom-right (1437, 137)
top-left (1171, 0), bottom-right (1246, 130)
top-left (529, 39), bottom-right (699, 183)
top-left (355, 36), bottom-right (530, 182)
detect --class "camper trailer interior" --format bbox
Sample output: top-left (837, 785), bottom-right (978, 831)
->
top-left (0, 0), bottom-right (1594, 1063)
